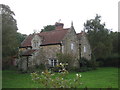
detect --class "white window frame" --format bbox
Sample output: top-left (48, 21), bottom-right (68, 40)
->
top-left (48, 59), bottom-right (58, 67)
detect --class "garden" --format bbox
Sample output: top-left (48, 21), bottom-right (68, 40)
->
top-left (2, 67), bottom-right (118, 88)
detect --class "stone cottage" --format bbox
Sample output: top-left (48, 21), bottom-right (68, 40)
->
top-left (16, 22), bottom-right (91, 72)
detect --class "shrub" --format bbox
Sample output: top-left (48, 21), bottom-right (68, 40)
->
top-left (51, 63), bottom-right (68, 72)
top-left (2, 57), bottom-right (17, 70)
top-left (79, 57), bottom-right (98, 72)
top-left (56, 53), bottom-right (75, 70)
top-left (31, 63), bottom-right (82, 88)
top-left (96, 54), bottom-right (120, 67)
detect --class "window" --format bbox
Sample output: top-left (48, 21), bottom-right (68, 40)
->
top-left (84, 46), bottom-right (86, 53)
top-left (48, 59), bottom-right (58, 67)
top-left (71, 43), bottom-right (74, 50)
top-left (34, 41), bottom-right (39, 48)
top-left (62, 46), bottom-right (64, 53)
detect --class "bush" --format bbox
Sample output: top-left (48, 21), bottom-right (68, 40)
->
top-left (96, 54), bottom-right (120, 67)
top-left (2, 57), bottom-right (17, 70)
top-left (31, 63), bottom-right (82, 88)
top-left (79, 57), bottom-right (98, 72)
top-left (56, 53), bottom-right (75, 70)
top-left (51, 63), bottom-right (68, 72)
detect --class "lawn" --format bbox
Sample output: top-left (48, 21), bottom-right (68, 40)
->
top-left (2, 67), bottom-right (119, 88)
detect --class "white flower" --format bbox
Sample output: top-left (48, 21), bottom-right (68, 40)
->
top-left (66, 63), bottom-right (68, 65)
top-left (63, 68), bottom-right (65, 71)
top-left (60, 63), bottom-right (62, 65)
top-left (76, 73), bottom-right (79, 77)
top-left (79, 74), bottom-right (81, 77)
top-left (42, 72), bottom-right (44, 74)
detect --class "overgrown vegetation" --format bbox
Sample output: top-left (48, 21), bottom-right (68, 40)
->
top-left (56, 53), bottom-right (75, 71)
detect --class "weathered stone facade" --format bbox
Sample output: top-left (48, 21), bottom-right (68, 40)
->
top-left (78, 32), bottom-right (91, 60)
top-left (62, 26), bottom-right (80, 68)
top-left (17, 22), bottom-right (91, 72)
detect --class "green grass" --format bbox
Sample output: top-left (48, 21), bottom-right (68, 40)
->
top-left (2, 67), bottom-right (119, 88)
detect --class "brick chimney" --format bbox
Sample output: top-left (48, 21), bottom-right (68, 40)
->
top-left (55, 22), bottom-right (64, 30)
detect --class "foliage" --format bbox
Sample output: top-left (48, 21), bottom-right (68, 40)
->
top-left (2, 57), bottom-right (15, 70)
top-left (109, 31), bottom-right (120, 55)
top-left (2, 4), bottom-right (19, 58)
top-left (79, 57), bottom-right (98, 72)
top-left (84, 14), bottom-right (112, 59)
top-left (97, 54), bottom-right (120, 67)
top-left (56, 53), bottom-right (75, 69)
top-left (51, 62), bottom-right (68, 72)
top-left (31, 63), bottom-right (82, 88)
top-left (16, 32), bottom-right (27, 45)
top-left (41, 25), bottom-right (55, 32)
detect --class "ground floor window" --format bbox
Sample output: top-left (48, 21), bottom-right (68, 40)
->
top-left (48, 59), bottom-right (58, 67)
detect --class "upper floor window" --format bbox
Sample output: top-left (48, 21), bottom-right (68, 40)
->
top-left (71, 43), bottom-right (74, 50)
top-left (84, 46), bottom-right (86, 53)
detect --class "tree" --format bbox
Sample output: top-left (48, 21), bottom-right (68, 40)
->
top-left (110, 31), bottom-right (120, 55)
top-left (16, 32), bottom-right (27, 45)
top-left (84, 14), bottom-right (112, 59)
top-left (1, 4), bottom-right (18, 58)
top-left (41, 25), bottom-right (55, 32)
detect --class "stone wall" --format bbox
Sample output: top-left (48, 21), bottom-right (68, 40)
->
top-left (62, 27), bottom-right (80, 68)
top-left (41, 45), bottom-right (61, 60)
top-left (79, 32), bottom-right (91, 60)
top-left (18, 57), bottom-right (27, 72)
top-left (31, 34), bottom-right (42, 49)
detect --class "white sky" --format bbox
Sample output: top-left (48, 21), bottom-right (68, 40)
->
top-left (1, 0), bottom-right (119, 35)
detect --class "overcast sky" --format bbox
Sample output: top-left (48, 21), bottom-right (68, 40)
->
top-left (1, 0), bottom-right (119, 35)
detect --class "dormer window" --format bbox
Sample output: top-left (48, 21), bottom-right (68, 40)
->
top-left (33, 41), bottom-right (39, 48)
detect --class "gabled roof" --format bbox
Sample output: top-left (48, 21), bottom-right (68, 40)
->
top-left (20, 28), bottom-right (69, 47)
top-left (76, 31), bottom-right (85, 40)
top-left (21, 34), bottom-right (34, 47)
top-left (39, 28), bottom-right (69, 45)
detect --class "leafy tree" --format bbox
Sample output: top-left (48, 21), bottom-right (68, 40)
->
top-left (16, 32), bottom-right (27, 45)
top-left (110, 31), bottom-right (120, 55)
top-left (41, 25), bottom-right (55, 32)
top-left (84, 14), bottom-right (112, 59)
top-left (1, 4), bottom-right (18, 58)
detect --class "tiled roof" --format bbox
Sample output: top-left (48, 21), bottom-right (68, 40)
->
top-left (39, 28), bottom-right (69, 45)
top-left (21, 28), bottom-right (69, 47)
top-left (21, 34), bottom-right (34, 47)
top-left (21, 49), bottom-right (36, 56)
